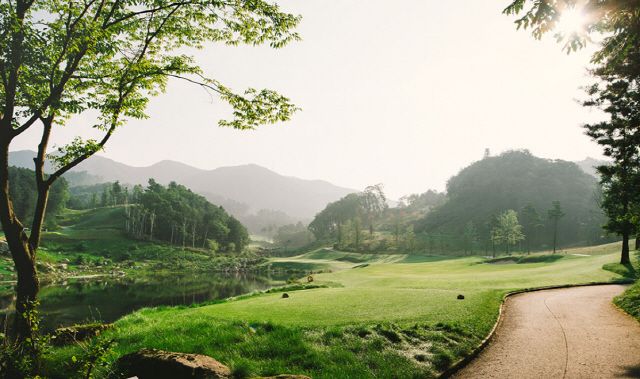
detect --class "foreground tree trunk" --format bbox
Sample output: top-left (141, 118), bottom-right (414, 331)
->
top-left (621, 235), bottom-right (630, 265)
top-left (620, 216), bottom-right (631, 265)
top-left (0, 145), bottom-right (44, 340)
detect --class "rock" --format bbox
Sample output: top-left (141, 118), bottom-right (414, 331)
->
top-left (6, 267), bottom-right (14, 272)
top-left (58, 264), bottom-right (68, 270)
top-left (457, 294), bottom-right (465, 300)
top-left (282, 293), bottom-right (289, 298)
top-left (53, 323), bottom-right (115, 346)
top-left (260, 376), bottom-right (313, 379)
top-left (116, 348), bottom-right (231, 379)
top-left (78, 265), bottom-right (89, 270)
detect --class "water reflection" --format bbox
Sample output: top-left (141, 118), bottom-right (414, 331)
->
top-left (0, 271), bottom-right (288, 334)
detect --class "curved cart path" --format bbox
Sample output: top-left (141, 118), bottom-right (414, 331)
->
top-left (450, 284), bottom-right (640, 379)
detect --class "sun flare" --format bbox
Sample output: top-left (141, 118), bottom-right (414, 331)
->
top-left (557, 8), bottom-right (586, 36)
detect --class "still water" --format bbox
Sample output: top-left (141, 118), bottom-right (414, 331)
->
top-left (0, 271), bottom-right (288, 334)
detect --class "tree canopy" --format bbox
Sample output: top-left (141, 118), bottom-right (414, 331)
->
top-left (490, 209), bottom-right (524, 255)
top-left (504, 0), bottom-right (640, 66)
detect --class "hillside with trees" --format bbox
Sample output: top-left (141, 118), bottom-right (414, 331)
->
top-left (132, 180), bottom-right (250, 253)
top-left (413, 150), bottom-right (608, 251)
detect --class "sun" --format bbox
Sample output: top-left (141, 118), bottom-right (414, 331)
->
top-left (557, 8), bottom-right (586, 36)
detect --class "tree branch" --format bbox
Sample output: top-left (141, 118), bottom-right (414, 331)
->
top-left (104, 0), bottom-right (199, 28)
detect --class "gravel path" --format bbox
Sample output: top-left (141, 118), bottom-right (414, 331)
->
top-left (450, 284), bottom-right (640, 379)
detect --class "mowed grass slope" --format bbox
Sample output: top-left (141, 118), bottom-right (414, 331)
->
top-left (49, 244), bottom-right (632, 379)
top-left (162, 250), bottom-right (621, 326)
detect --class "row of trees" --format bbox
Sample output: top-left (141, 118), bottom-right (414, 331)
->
top-left (68, 180), bottom-right (144, 210)
top-left (487, 201), bottom-right (565, 256)
top-left (132, 179), bottom-right (250, 253)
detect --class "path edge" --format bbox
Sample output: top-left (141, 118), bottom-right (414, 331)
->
top-left (437, 280), bottom-right (635, 379)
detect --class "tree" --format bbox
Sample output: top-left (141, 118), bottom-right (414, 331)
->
top-left (403, 224), bottom-right (416, 253)
top-left (491, 210), bottom-right (525, 255)
top-left (547, 201), bottom-right (566, 254)
top-left (350, 217), bottom-right (362, 252)
top-left (582, 52), bottom-right (640, 264)
top-left (463, 220), bottom-right (477, 255)
top-left (503, 0), bottom-right (640, 66)
top-left (0, 0), bottom-right (300, 340)
top-left (521, 202), bottom-right (542, 254)
top-left (359, 183), bottom-right (388, 229)
top-left (487, 213), bottom-right (501, 258)
top-left (90, 193), bottom-right (97, 210)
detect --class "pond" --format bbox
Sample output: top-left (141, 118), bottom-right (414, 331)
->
top-left (0, 271), bottom-right (289, 334)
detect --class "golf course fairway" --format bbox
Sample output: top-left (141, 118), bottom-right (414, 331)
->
top-left (49, 245), bottom-right (635, 379)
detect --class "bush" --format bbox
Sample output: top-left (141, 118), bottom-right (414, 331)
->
top-left (74, 255), bottom-right (86, 265)
top-left (614, 281), bottom-right (640, 320)
top-left (75, 242), bottom-right (89, 252)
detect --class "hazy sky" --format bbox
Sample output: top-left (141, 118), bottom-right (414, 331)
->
top-left (11, 1), bottom-right (608, 200)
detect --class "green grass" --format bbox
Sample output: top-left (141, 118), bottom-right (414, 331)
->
top-left (615, 281), bottom-right (640, 321)
top-left (73, 207), bottom-right (127, 230)
top-left (45, 244), bottom-right (635, 379)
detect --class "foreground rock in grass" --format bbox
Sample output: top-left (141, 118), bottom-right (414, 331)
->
top-left (116, 348), bottom-right (231, 379)
top-left (53, 323), bottom-right (115, 346)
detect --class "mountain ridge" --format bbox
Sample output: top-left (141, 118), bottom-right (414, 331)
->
top-left (8, 150), bottom-right (357, 220)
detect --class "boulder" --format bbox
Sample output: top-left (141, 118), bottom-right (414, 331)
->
top-left (53, 323), bottom-right (115, 346)
top-left (116, 348), bottom-right (231, 379)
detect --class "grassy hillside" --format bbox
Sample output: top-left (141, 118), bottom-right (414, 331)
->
top-left (47, 243), bottom-right (633, 379)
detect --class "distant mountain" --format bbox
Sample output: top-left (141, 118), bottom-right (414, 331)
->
top-left (8, 150), bottom-right (55, 172)
top-left (8, 150), bottom-right (357, 220)
top-left (179, 164), bottom-right (357, 221)
top-left (574, 157), bottom-right (610, 178)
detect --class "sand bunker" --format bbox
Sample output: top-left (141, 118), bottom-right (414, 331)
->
top-left (488, 260), bottom-right (517, 265)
